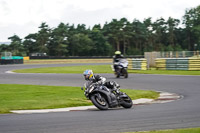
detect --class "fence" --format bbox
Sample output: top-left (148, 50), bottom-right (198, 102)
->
top-left (160, 51), bottom-right (200, 58)
top-left (128, 58), bottom-right (147, 70)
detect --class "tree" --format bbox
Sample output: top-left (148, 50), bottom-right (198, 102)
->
top-left (130, 19), bottom-right (147, 54)
top-left (8, 35), bottom-right (25, 56)
top-left (89, 25), bottom-right (112, 56)
top-left (5, 5), bottom-right (200, 57)
top-left (0, 44), bottom-right (9, 52)
top-left (70, 33), bottom-right (93, 56)
top-left (23, 33), bottom-right (37, 55)
top-left (166, 17), bottom-right (180, 47)
top-left (152, 18), bottom-right (167, 51)
top-left (36, 22), bottom-right (51, 54)
top-left (183, 5), bottom-right (200, 50)
top-left (48, 23), bottom-right (69, 56)
top-left (103, 18), bottom-right (129, 54)
top-left (143, 17), bottom-right (154, 52)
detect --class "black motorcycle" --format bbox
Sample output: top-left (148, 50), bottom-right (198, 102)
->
top-left (113, 58), bottom-right (128, 78)
top-left (81, 81), bottom-right (133, 110)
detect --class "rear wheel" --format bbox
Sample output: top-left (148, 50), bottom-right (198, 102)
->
top-left (123, 69), bottom-right (128, 78)
top-left (90, 93), bottom-right (109, 110)
top-left (116, 74), bottom-right (120, 78)
top-left (116, 69), bottom-right (120, 78)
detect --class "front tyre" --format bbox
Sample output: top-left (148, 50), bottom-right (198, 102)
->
top-left (90, 93), bottom-right (109, 110)
top-left (120, 95), bottom-right (133, 108)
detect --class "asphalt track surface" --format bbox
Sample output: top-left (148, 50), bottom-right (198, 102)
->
top-left (0, 64), bottom-right (200, 133)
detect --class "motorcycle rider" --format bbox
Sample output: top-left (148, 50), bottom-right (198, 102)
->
top-left (113, 51), bottom-right (124, 72)
top-left (83, 69), bottom-right (120, 92)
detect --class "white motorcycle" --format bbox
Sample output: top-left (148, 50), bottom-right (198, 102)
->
top-left (113, 58), bottom-right (128, 78)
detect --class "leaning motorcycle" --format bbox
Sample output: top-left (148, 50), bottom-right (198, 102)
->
top-left (113, 58), bottom-right (128, 78)
top-left (81, 81), bottom-right (133, 110)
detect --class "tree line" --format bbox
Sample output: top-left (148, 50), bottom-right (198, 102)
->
top-left (0, 5), bottom-right (200, 56)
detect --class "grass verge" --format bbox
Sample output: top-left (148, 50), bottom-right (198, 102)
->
top-left (13, 65), bottom-right (200, 75)
top-left (125, 127), bottom-right (200, 133)
top-left (13, 65), bottom-right (112, 73)
top-left (0, 84), bottom-right (159, 114)
top-left (24, 59), bottom-right (112, 64)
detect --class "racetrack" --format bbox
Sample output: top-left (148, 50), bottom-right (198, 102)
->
top-left (0, 64), bottom-right (200, 133)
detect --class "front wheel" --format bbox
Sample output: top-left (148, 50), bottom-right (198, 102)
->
top-left (120, 95), bottom-right (133, 108)
top-left (90, 93), bottom-right (109, 110)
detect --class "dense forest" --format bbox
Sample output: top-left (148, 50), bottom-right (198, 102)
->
top-left (0, 5), bottom-right (200, 56)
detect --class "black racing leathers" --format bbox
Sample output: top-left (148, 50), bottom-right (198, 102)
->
top-left (89, 75), bottom-right (118, 90)
top-left (90, 75), bottom-right (106, 84)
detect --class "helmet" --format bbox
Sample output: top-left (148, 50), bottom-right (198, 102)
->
top-left (83, 70), bottom-right (93, 80)
top-left (115, 51), bottom-right (121, 55)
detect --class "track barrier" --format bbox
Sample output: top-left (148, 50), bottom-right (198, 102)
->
top-left (0, 56), bottom-right (24, 65)
top-left (128, 58), bottom-right (147, 70)
top-left (155, 58), bottom-right (200, 70)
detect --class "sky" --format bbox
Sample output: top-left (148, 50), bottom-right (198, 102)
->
top-left (0, 0), bottom-right (200, 42)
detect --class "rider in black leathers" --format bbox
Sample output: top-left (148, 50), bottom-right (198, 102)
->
top-left (83, 70), bottom-right (119, 90)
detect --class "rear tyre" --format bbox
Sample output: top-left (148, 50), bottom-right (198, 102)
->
top-left (116, 69), bottom-right (120, 78)
top-left (90, 94), bottom-right (109, 110)
top-left (123, 69), bottom-right (128, 78)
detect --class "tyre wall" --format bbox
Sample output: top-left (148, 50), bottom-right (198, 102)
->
top-left (0, 56), bottom-right (24, 65)
top-left (128, 58), bottom-right (147, 70)
top-left (155, 58), bottom-right (200, 70)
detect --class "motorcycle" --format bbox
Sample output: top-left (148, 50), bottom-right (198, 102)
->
top-left (113, 58), bottom-right (128, 78)
top-left (81, 81), bottom-right (133, 110)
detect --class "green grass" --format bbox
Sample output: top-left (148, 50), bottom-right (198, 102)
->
top-left (121, 89), bottom-right (159, 100)
top-left (125, 127), bottom-right (200, 133)
top-left (13, 65), bottom-right (200, 75)
top-left (13, 65), bottom-right (112, 73)
top-left (0, 84), bottom-right (159, 113)
top-left (24, 59), bottom-right (112, 64)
